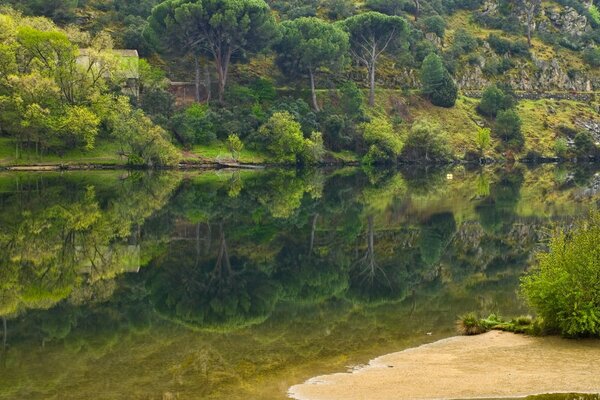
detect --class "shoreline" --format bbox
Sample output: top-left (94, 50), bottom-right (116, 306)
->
top-left (288, 331), bottom-right (600, 400)
top-left (1, 158), bottom-right (599, 172)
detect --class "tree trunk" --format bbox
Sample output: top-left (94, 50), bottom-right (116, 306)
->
top-left (204, 61), bottom-right (211, 102)
top-left (309, 69), bottom-right (320, 112)
top-left (368, 65), bottom-right (375, 107)
top-left (194, 56), bottom-right (201, 102)
top-left (308, 213), bottom-right (319, 256)
top-left (414, 0), bottom-right (420, 21)
top-left (526, 20), bottom-right (532, 47)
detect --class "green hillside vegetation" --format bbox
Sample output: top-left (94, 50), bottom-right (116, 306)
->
top-left (0, 0), bottom-right (599, 167)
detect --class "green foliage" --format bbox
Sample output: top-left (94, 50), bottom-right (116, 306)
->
top-left (583, 47), bottom-right (600, 67)
top-left (420, 53), bottom-right (457, 107)
top-left (226, 134), bottom-right (244, 161)
top-left (148, 0), bottom-right (278, 102)
top-left (521, 211), bottom-right (600, 337)
top-left (173, 104), bottom-right (216, 146)
top-left (553, 137), bottom-right (569, 158)
top-left (487, 34), bottom-right (529, 56)
top-left (574, 131), bottom-right (597, 156)
top-left (494, 109), bottom-right (523, 148)
top-left (274, 17), bottom-right (348, 110)
top-left (361, 116), bottom-right (403, 164)
top-left (477, 85), bottom-right (515, 117)
top-left (450, 28), bottom-right (478, 55)
top-left (323, 0), bottom-right (356, 19)
top-left (341, 12), bottom-right (408, 105)
top-left (422, 15), bottom-right (446, 38)
top-left (402, 119), bottom-right (451, 161)
top-left (258, 111), bottom-right (322, 164)
top-left (475, 126), bottom-right (491, 155)
top-left (338, 81), bottom-right (365, 120)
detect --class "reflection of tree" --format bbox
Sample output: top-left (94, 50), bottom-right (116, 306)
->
top-left (419, 212), bottom-right (457, 266)
top-left (0, 172), bottom-right (181, 325)
top-left (148, 228), bottom-right (281, 331)
top-left (476, 169), bottom-right (524, 234)
top-left (347, 215), bottom-right (410, 305)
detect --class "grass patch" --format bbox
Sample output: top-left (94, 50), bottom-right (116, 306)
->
top-left (188, 142), bottom-right (267, 164)
top-left (0, 138), bottom-right (125, 166)
top-left (456, 313), bottom-right (541, 335)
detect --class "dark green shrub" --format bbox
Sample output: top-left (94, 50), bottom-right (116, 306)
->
top-left (494, 109), bottom-right (523, 147)
top-left (338, 81), bottom-right (365, 120)
top-left (521, 211), bottom-right (600, 337)
top-left (477, 84), bottom-right (514, 117)
top-left (323, 0), bottom-right (355, 19)
top-left (422, 15), bottom-right (446, 38)
top-left (488, 34), bottom-right (529, 56)
top-left (574, 131), bottom-right (597, 155)
top-left (171, 104), bottom-right (216, 147)
top-left (420, 53), bottom-right (458, 108)
top-left (583, 47), bottom-right (600, 67)
top-left (401, 119), bottom-right (451, 162)
top-left (451, 28), bottom-right (478, 55)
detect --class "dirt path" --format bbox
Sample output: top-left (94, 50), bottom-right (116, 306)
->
top-left (288, 331), bottom-right (600, 400)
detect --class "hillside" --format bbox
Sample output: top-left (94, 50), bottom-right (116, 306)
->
top-left (0, 0), bottom-right (598, 166)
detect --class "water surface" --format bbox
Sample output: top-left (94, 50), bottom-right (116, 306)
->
top-left (0, 165), bottom-right (598, 399)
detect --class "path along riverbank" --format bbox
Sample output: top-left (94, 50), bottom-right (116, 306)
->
top-left (289, 331), bottom-right (600, 400)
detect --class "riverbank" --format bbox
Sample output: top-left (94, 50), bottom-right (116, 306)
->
top-left (289, 331), bottom-right (600, 400)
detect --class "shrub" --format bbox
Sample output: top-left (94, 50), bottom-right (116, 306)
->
top-left (420, 53), bottom-right (458, 108)
top-left (422, 15), bottom-right (446, 38)
top-left (494, 109), bottom-right (523, 147)
top-left (172, 104), bottom-right (216, 146)
top-left (361, 116), bottom-right (403, 164)
top-left (475, 126), bottom-right (491, 155)
top-left (226, 133), bottom-right (244, 161)
top-left (401, 119), bottom-right (451, 162)
top-left (259, 111), bottom-right (305, 163)
top-left (451, 28), bottom-right (478, 55)
top-left (521, 211), bottom-right (600, 337)
top-left (554, 137), bottom-right (569, 158)
top-left (456, 312), bottom-right (488, 335)
top-left (323, 0), bottom-right (355, 19)
top-left (477, 85), bottom-right (514, 117)
top-left (583, 47), bottom-right (600, 67)
top-left (338, 81), bottom-right (365, 120)
top-left (258, 111), bottom-right (323, 164)
top-left (574, 131), bottom-right (597, 155)
top-left (488, 34), bottom-right (529, 56)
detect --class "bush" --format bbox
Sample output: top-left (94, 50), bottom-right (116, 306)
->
top-left (172, 104), bottom-right (216, 146)
top-left (554, 137), bottom-right (569, 158)
top-left (226, 134), bottom-right (244, 161)
top-left (521, 211), bottom-right (600, 337)
top-left (487, 34), bottom-right (529, 56)
top-left (494, 109), bottom-right (523, 147)
top-left (422, 15), bottom-right (446, 38)
top-left (477, 85), bottom-right (514, 117)
top-left (323, 0), bottom-right (355, 19)
top-left (258, 111), bottom-right (323, 164)
top-left (401, 119), bottom-right (451, 162)
top-left (450, 28), bottom-right (478, 55)
top-left (338, 81), bottom-right (365, 120)
top-left (420, 53), bottom-right (458, 108)
top-left (583, 47), bottom-right (600, 67)
top-left (361, 116), bottom-right (403, 164)
top-left (574, 131), bottom-right (597, 156)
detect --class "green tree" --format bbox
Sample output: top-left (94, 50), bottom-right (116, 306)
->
top-left (494, 109), bottom-right (523, 147)
top-left (341, 12), bottom-right (408, 106)
top-left (402, 118), bottom-right (450, 161)
top-left (147, 0), bottom-right (278, 103)
top-left (361, 116), bottom-right (402, 164)
top-left (477, 85), bottom-right (513, 117)
top-left (521, 211), bottom-right (600, 337)
top-left (275, 17), bottom-right (349, 112)
top-left (475, 126), bottom-right (491, 156)
top-left (259, 111), bottom-right (306, 164)
top-left (226, 133), bottom-right (244, 161)
top-left (420, 53), bottom-right (457, 107)
top-left (422, 15), bottom-right (446, 39)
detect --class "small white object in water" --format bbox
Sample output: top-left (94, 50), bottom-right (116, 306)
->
top-left (426, 332), bottom-right (432, 335)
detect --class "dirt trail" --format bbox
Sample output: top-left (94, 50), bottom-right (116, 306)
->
top-left (289, 330), bottom-right (600, 400)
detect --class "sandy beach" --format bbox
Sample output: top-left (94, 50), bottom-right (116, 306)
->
top-left (289, 330), bottom-right (600, 400)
